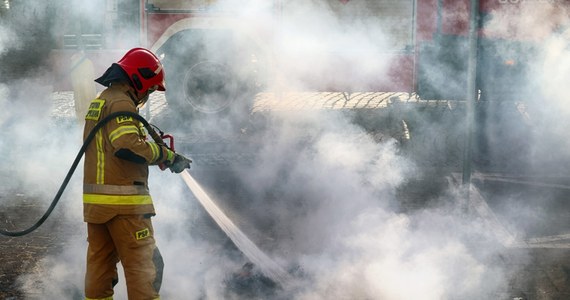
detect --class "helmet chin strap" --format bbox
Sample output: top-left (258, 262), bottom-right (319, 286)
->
top-left (127, 89), bottom-right (147, 108)
top-left (139, 93), bottom-right (150, 108)
top-left (134, 85), bottom-right (158, 108)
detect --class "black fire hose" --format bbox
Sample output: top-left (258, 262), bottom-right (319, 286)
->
top-left (0, 111), bottom-right (165, 237)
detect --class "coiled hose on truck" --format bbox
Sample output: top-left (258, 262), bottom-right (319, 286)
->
top-left (0, 111), bottom-right (164, 237)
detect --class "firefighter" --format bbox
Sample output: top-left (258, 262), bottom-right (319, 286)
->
top-left (83, 47), bottom-right (191, 300)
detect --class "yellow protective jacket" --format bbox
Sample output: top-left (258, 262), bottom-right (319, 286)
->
top-left (82, 82), bottom-right (172, 224)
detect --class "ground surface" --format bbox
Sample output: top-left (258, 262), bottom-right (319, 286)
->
top-left (0, 191), bottom-right (69, 299)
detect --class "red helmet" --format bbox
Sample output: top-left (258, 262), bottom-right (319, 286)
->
top-left (117, 47), bottom-right (166, 93)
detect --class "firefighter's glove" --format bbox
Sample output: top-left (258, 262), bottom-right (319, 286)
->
top-left (169, 153), bottom-right (192, 173)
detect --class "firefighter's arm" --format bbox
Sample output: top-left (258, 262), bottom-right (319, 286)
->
top-left (107, 101), bottom-right (174, 165)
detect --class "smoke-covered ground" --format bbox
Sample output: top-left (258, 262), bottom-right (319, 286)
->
top-left (1, 0), bottom-right (570, 299)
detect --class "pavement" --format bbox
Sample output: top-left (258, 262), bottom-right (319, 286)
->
top-left (0, 191), bottom-right (71, 299)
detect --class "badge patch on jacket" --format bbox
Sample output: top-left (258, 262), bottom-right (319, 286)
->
top-left (85, 99), bottom-right (106, 121)
top-left (116, 115), bottom-right (133, 124)
top-left (135, 228), bottom-right (151, 240)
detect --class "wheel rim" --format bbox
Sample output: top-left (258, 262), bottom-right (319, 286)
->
top-left (183, 61), bottom-right (238, 113)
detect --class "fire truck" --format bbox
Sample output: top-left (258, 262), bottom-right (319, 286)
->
top-left (49, 0), bottom-right (569, 118)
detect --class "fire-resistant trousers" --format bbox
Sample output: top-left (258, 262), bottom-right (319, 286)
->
top-left (85, 214), bottom-right (164, 300)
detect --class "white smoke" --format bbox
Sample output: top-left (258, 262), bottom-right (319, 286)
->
top-left (2, 0), bottom-right (569, 299)
top-left (0, 80), bottom-right (86, 298)
top-left (268, 0), bottom-right (407, 91)
top-left (294, 210), bottom-right (505, 299)
top-left (0, 79), bottom-right (82, 199)
top-left (220, 110), bottom-right (512, 299)
top-left (528, 23), bottom-right (570, 168)
top-left (0, 25), bottom-right (17, 56)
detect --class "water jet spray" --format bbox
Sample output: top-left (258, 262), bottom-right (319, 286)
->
top-left (180, 169), bottom-right (292, 287)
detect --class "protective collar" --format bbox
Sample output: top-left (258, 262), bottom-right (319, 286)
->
top-left (95, 63), bottom-right (133, 89)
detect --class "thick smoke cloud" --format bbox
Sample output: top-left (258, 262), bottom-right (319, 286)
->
top-left (0, 24), bottom-right (17, 56)
top-left (1, 0), bottom-right (567, 299)
top-left (0, 84), bottom-right (86, 296)
top-left (476, 1), bottom-right (570, 172)
top-left (530, 23), bottom-right (570, 169)
top-left (221, 110), bottom-right (511, 299)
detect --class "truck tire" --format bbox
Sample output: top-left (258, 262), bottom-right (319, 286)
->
top-left (157, 29), bottom-right (264, 121)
